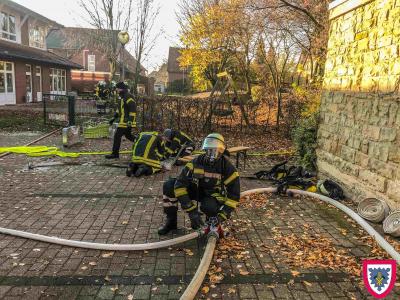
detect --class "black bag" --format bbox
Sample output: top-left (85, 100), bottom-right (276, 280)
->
top-left (317, 179), bottom-right (345, 200)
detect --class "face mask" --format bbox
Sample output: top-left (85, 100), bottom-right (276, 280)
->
top-left (205, 148), bottom-right (220, 165)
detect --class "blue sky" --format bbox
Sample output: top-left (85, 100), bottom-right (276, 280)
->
top-left (14, 0), bottom-right (182, 72)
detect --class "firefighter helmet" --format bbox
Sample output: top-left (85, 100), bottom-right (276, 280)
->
top-left (163, 128), bottom-right (173, 141)
top-left (202, 133), bottom-right (226, 165)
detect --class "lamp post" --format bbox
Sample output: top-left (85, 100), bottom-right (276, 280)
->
top-left (118, 31), bottom-right (130, 81)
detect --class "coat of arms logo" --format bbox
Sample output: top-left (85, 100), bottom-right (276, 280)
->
top-left (363, 260), bottom-right (397, 299)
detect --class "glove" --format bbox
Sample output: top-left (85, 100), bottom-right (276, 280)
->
top-left (127, 121), bottom-right (132, 129)
top-left (217, 206), bottom-right (231, 223)
top-left (188, 210), bottom-right (203, 230)
top-left (109, 118), bottom-right (115, 126)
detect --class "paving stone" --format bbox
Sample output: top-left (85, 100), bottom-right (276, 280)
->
top-left (320, 283), bottom-right (345, 297)
top-left (310, 293), bottom-right (330, 300)
top-left (273, 284), bottom-right (294, 299)
top-left (133, 285), bottom-right (151, 299)
top-left (96, 286), bottom-right (116, 299)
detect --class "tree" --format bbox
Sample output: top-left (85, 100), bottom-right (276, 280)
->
top-left (131, 0), bottom-right (160, 95)
top-left (256, 28), bottom-right (300, 127)
top-left (78, 0), bottom-right (134, 80)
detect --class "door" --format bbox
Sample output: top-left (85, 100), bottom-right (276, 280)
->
top-left (25, 64), bottom-right (32, 102)
top-left (35, 66), bottom-right (42, 102)
top-left (0, 61), bottom-right (16, 105)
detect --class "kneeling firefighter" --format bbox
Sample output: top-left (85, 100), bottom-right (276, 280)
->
top-left (126, 131), bottom-right (165, 177)
top-left (163, 128), bottom-right (195, 159)
top-left (158, 133), bottom-right (240, 235)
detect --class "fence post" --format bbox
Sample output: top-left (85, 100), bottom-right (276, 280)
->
top-left (43, 96), bottom-right (47, 125)
top-left (142, 98), bottom-right (145, 130)
top-left (177, 99), bottom-right (181, 130)
top-left (68, 95), bottom-right (76, 126)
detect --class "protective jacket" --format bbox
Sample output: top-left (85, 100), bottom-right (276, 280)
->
top-left (174, 154), bottom-right (240, 218)
top-left (132, 132), bottom-right (165, 169)
top-left (114, 93), bottom-right (137, 128)
top-left (165, 130), bottom-right (195, 158)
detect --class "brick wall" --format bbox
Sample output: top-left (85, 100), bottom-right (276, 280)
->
top-left (318, 0), bottom-right (400, 207)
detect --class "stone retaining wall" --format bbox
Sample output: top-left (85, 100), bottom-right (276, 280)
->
top-left (318, 0), bottom-right (400, 207)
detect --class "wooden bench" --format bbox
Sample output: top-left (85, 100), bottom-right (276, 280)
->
top-left (178, 146), bottom-right (251, 169)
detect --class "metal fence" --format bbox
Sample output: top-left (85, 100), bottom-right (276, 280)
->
top-left (136, 95), bottom-right (261, 136)
top-left (43, 93), bottom-right (261, 136)
top-left (43, 93), bottom-right (112, 127)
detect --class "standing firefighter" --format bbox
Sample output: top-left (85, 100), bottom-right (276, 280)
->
top-left (163, 128), bottom-right (195, 159)
top-left (126, 131), bottom-right (165, 177)
top-left (158, 133), bottom-right (240, 235)
top-left (105, 82), bottom-right (136, 159)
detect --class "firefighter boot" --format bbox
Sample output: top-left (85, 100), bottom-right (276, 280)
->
top-left (158, 206), bottom-right (178, 235)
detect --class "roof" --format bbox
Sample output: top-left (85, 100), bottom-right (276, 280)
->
top-left (0, 40), bottom-right (82, 69)
top-left (47, 27), bottom-right (118, 50)
top-left (3, 0), bottom-right (62, 27)
top-left (47, 27), bottom-right (146, 74)
top-left (149, 63), bottom-right (168, 84)
top-left (167, 47), bottom-right (184, 73)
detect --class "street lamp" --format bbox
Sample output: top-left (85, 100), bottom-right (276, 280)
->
top-left (118, 31), bottom-right (130, 81)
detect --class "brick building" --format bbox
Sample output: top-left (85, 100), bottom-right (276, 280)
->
top-left (167, 47), bottom-right (190, 86)
top-left (47, 27), bottom-right (153, 95)
top-left (318, 0), bottom-right (400, 207)
top-left (0, 0), bottom-right (81, 105)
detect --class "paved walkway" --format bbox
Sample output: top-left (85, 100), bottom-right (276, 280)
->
top-left (0, 133), bottom-right (399, 299)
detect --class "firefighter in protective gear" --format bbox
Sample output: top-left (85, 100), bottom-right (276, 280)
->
top-left (158, 133), bottom-right (240, 235)
top-left (126, 131), bottom-right (165, 177)
top-left (105, 82), bottom-right (137, 159)
top-left (163, 129), bottom-right (195, 159)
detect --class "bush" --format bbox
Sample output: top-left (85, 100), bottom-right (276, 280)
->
top-left (291, 112), bottom-right (319, 171)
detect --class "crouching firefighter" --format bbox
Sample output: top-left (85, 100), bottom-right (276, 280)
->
top-left (126, 132), bottom-right (165, 177)
top-left (106, 81), bottom-right (137, 159)
top-left (158, 133), bottom-right (240, 235)
top-left (163, 128), bottom-right (196, 159)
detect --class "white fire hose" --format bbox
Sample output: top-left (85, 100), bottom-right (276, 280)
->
top-left (0, 187), bottom-right (399, 300)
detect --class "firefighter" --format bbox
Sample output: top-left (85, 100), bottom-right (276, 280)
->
top-left (105, 82), bottom-right (136, 159)
top-left (158, 133), bottom-right (240, 235)
top-left (163, 128), bottom-right (195, 159)
top-left (126, 131), bottom-right (165, 177)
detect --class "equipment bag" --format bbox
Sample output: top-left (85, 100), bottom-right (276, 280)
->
top-left (317, 179), bottom-right (345, 200)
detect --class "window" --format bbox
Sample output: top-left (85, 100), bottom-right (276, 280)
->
top-left (1, 12), bottom-right (16, 41)
top-left (50, 68), bottom-right (66, 93)
top-left (29, 26), bottom-right (45, 49)
top-left (0, 61), bottom-right (14, 93)
top-left (88, 55), bottom-right (96, 72)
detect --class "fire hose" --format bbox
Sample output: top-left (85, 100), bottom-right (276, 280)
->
top-left (0, 187), bottom-right (399, 300)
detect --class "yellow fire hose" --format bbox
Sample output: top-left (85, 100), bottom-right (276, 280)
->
top-left (0, 146), bottom-right (132, 158)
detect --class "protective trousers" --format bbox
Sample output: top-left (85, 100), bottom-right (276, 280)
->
top-left (162, 178), bottom-right (223, 218)
top-left (112, 127), bottom-right (135, 155)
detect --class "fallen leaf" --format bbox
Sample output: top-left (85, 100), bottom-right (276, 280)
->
top-left (227, 288), bottom-right (236, 294)
top-left (212, 294), bottom-right (218, 298)
top-left (202, 286), bottom-right (210, 294)
top-left (239, 270), bottom-right (249, 276)
top-left (105, 276), bottom-right (111, 282)
top-left (127, 294), bottom-right (134, 300)
top-left (303, 281), bottom-right (312, 287)
top-left (122, 221), bottom-right (129, 225)
top-left (110, 286), bottom-right (118, 292)
top-left (89, 262), bottom-right (97, 266)
top-left (81, 266), bottom-right (88, 270)
top-left (102, 252), bottom-right (114, 258)
top-left (291, 270), bottom-right (300, 277)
